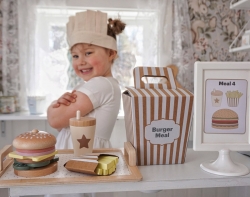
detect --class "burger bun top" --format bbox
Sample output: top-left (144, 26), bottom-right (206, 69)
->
top-left (13, 129), bottom-right (56, 150)
top-left (212, 109), bottom-right (238, 119)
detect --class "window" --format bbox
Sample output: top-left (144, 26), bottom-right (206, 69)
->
top-left (33, 5), bottom-right (157, 114)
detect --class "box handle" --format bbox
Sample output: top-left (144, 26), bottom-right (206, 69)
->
top-left (133, 65), bottom-right (182, 89)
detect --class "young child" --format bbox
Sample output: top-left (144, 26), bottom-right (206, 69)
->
top-left (46, 10), bottom-right (125, 197)
top-left (47, 10), bottom-right (126, 151)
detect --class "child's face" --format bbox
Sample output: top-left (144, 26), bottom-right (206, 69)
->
top-left (71, 43), bottom-right (115, 81)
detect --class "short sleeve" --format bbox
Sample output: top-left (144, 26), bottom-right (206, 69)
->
top-left (75, 77), bottom-right (115, 108)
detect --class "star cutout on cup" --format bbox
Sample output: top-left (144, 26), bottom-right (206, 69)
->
top-left (214, 98), bottom-right (219, 103)
top-left (77, 134), bottom-right (91, 149)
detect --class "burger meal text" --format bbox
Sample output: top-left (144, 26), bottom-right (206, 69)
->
top-left (152, 127), bottom-right (173, 138)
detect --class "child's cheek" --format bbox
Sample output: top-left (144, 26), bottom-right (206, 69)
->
top-left (90, 59), bottom-right (101, 67)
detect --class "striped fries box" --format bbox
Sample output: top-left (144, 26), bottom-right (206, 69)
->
top-left (122, 66), bottom-right (194, 166)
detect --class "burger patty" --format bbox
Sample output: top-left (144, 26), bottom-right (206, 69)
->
top-left (15, 149), bottom-right (55, 157)
top-left (212, 120), bottom-right (238, 124)
top-left (15, 146), bottom-right (55, 153)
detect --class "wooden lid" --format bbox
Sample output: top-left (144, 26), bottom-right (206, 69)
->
top-left (70, 117), bottom-right (96, 127)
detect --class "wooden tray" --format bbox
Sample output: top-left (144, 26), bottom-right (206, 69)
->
top-left (0, 142), bottom-right (142, 187)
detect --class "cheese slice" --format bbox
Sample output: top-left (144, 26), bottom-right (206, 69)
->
top-left (8, 151), bottom-right (58, 161)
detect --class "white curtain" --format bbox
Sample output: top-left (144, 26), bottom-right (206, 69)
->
top-left (172, 0), bottom-right (194, 91)
top-left (1, 0), bottom-right (194, 111)
top-left (135, 0), bottom-right (194, 91)
top-left (1, 0), bottom-right (20, 108)
top-left (18, 0), bottom-right (68, 111)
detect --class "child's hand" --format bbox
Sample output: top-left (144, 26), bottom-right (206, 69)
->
top-left (52, 90), bottom-right (77, 108)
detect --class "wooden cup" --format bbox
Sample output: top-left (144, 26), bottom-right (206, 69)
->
top-left (70, 115), bottom-right (96, 157)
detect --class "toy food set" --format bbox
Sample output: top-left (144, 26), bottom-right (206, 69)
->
top-left (64, 153), bottom-right (119, 176)
top-left (1, 147), bottom-right (142, 188)
top-left (8, 129), bottom-right (59, 177)
top-left (123, 66), bottom-right (194, 165)
top-left (70, 110), bottom-right (96, 156)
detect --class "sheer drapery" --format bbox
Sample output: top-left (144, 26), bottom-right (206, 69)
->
top-left (135, 0), bottom-right (194, 91)
top-left (18, 0), bottom-right (68, 110)
top-left (1, 0), bottom-right (194, 110)
top-left (172, 1), bottom-right (194, 91)
top-left (1, 0), bottom-right (20, 107)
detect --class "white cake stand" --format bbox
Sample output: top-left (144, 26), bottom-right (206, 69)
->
top-left (200, 149), bottom-right (250, 176)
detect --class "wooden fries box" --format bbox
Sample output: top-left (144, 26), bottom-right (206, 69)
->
top-left (64, 154), bottom-right (118, 176)
top-left (122, 66), bottom-right (194, 166)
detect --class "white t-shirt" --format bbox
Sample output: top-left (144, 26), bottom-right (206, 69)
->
top-left (56, 76), bottom-right (121, 149)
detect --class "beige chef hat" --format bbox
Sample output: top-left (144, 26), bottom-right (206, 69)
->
top-left (67, 10), bottom-right (117, 51)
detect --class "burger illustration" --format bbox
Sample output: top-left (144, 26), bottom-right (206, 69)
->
top-left (211, 109), bottom-right (238, 129)
top-left (8, 129), bottom-right (59, 177)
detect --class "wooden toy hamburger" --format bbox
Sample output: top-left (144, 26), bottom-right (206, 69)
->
top-left (8, 129), bottom-right (59, 177)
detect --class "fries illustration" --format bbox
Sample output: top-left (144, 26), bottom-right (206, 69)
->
top-left (225, 90), bottom-right (243, 98)
top-left (226, 90), bottom-right (243, 107)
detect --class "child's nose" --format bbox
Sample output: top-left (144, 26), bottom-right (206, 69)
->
top-left (79, 58), bottom-right (86, 65)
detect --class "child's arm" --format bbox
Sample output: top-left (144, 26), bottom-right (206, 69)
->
top-left (47, 91), bottom-right (93, 130)
top-left (52, 90), bottom-right (77, 108)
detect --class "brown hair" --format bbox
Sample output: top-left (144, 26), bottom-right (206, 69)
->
top-left (107, 18), bottom-right (126, 40)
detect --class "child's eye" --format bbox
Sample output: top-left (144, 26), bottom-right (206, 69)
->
top-left (85, 52), bottom-right (92, 56)
top-left (72, 55), bottom-right (78, 59)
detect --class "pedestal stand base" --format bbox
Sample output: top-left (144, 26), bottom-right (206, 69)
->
top-left (200, 149), bottom-right (249, 176)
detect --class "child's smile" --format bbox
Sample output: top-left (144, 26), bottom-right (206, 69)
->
top-left (80, 68), bottom-right (93, 74)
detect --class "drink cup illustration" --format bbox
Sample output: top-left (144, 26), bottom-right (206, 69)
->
top-left (70, 110), bottom-right (96, 156)
top-left (211, 89), bottom-right (223, 107)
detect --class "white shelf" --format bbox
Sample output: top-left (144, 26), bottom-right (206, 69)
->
top-left (0, 111), bottom-right (124, 120)
top-left (229, 44), bottom-right (250, 52)
top-left (0, 111), bottom-right (47, 120)
top-left (230, 0), bottom-right (250, 10)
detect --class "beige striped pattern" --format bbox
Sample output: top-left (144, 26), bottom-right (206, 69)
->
top-left (123, 67), bottom-right (193, 166)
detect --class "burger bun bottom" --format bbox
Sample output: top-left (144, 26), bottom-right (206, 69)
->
top-left (212, 125), bottom-right (238, 129)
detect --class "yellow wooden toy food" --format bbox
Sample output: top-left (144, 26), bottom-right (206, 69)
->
top-left (94, 155), bottom-right (119, 175)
